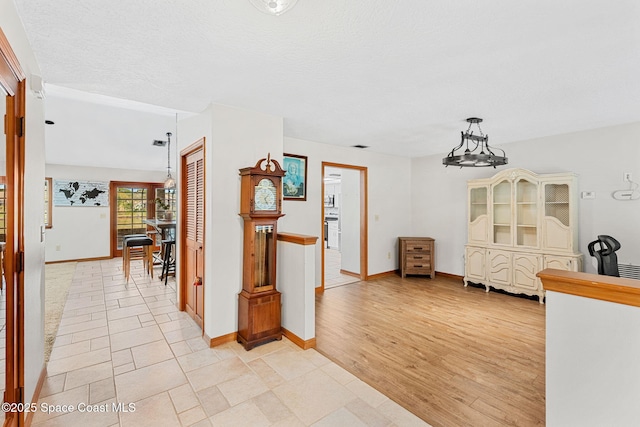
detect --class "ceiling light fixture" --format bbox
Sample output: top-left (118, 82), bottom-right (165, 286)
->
top-left (153, 132), bottom-right (176, 189)
top-left (249, 0), bottom-right (298, 16)
top-left (442, 118), bottom-right (508, 168)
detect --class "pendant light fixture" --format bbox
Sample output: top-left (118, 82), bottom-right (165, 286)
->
top-left (442, 118), bottom-right (508, 168)
top-left (153, 132), bottom-right (176, 189)
top-left (249, 0), bottom-right (298, 16)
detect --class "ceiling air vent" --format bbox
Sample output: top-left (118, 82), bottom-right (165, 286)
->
top-left (351, 144), bottom-right (369, 149)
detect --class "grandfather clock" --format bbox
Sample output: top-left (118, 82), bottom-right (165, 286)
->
top-left (238, 154), bottom-right (285, 350)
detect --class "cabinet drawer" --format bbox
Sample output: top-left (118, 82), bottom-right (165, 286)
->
top-left (407, 253), bottom-right (429, 261)
top-left (406, 260), bottom-right (431, 270)
top-left (405, 242), bottom-right (432, 253)
top-left (405, 267), bottom-right (432, 275)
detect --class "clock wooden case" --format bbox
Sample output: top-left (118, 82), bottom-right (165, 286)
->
top-left (238, 154), bottom-right (285, 350)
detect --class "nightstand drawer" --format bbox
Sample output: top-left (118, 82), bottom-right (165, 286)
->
top-left (405, 242), bottom-right (431, 253)
top-left (406, 259), bottom-right (431, 269)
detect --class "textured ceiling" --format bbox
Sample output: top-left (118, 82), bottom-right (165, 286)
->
top-left (14, 0), bottom-right (640, 158)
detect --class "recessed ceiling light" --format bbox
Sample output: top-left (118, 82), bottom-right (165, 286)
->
top-left (45, 120), bottom-right (55, 125)
top-left (351, 144), bottom-right (369, 149)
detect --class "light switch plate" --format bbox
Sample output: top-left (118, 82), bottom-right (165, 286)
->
top-left (581, 191), bottom-right (596, 199)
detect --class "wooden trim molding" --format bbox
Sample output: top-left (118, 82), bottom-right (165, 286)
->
top-left (435, 271), bottom-right (464, 281)
top-left (320, 162), bottom-right (368, 292)
top-left (25, 365), bottom-right (47, 426)
top-left (0, 29), bottom-right (25, 81)
top-left (45, 256), bottom-right (111, 265)
top-left (277, 232), bottom-right (318, 245)
top-left (366, 270), bottom-right (397, 280)
top-left (282, 328), bottom-right (316, 350)
top-left (206, 331), bottom-right (237, 348)
top-left (339, 269), bottom-right (360, 278)
top-left (537, 268), bottom-right (640, 308)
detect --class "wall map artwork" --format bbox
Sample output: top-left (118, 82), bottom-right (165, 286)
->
top-left (53, 180), bottom-right (109, 206)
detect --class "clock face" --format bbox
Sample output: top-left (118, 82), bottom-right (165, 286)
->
top-left (254, 178), bottom-right (277, 211)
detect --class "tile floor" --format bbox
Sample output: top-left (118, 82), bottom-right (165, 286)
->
top-left (324, 249), bottom-right (359, 289)
top-left (33, 258), bottom-right (428, 426)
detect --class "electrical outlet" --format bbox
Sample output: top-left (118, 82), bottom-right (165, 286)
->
top-left (624, 172), bottom-right (633, 182)
top-left (55, 245), bottom-right (61, 251)
top-left (387, 252), bottom-right (391, 259)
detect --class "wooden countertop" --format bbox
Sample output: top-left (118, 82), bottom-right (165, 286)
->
top-left (537, 268), bottom-right (640, 308)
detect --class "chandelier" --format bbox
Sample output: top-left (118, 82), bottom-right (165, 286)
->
top-left (442, 118), bottom-right (508, 168)
top-left (249, 0), bottom-right (298, 16)
top-left (153, 132), bottom-right (176, 189)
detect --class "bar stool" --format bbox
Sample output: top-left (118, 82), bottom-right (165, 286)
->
top-left (160, 239), bottom-right (176, 286)
top-left (121, 234), bottom-right (147, 272)
top-left (123, 234), bottom-right (154, 282)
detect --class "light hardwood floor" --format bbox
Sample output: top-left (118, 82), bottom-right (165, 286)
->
top-left (315, 274), bottom-right (545, 427)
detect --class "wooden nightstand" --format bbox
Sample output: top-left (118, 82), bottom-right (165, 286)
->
top-left (398, 237), bottom-right (435, 278)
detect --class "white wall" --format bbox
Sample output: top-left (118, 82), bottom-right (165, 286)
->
top-left (45, 164), bottom-right (165, 262)
top-left (1, 0), bottom-right (47, 406)
top-left (178, 104), bottom-right (283, 340)
top-left (341, 168), bottom-right (361, 274)
top-left (174, 107), bottom-right (213, 310)
top-left (411, 122), bottom-right (640, 275)
top-left (546, 290), bottom-right (640, 426)
top-left (282, 137), bottom-right (413, 284)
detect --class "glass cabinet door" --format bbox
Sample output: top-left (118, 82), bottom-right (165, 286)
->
top-left (492, 180), bottom-right (512, 245)
top-left (469, 186), bottom-right (489, 244)
top-left (470, 187), bottom-right (487, 222)
top-left (516, 178), bottom-right (538, 247)
top-left (544, 184), bottom-right (569, 226)
top-left (253, 224), bottom-right (275, 289)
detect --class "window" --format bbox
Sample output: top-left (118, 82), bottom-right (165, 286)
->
top-left (110, 181), bottom-right (167, 257)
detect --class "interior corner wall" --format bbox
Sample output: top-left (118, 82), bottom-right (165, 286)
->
top-left (282, 137), bottom-right (413, 286)
top-left (411, 121), bottom-right (640, 276)
top-left (175, 107), bottom-right (213, 318)
top-left (179, 104), bottom-right (283, 340)
top-left (45, 164), bottom-right (164, 262)
top-left (1, 0), bottom-right (47, 407)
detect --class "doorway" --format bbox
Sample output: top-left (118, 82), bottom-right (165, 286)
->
top-left (179, 138), bottom-right (205, 329)
top-left (0, 27), bottom-right (26, 427)
top-left (321, 162), bottom-right (367, 291)
top-left (109, 181), bottom-right (171, 257)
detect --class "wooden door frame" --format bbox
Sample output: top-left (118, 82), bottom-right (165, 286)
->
top-left (320, 162), bottom-right (368, 292)
top-left (178, 138), bottom-right (205, 317)
top-left (0, 27), bottom-right (26, 427)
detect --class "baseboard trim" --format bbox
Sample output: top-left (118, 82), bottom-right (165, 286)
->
top-left (435, 271), bottom-right (464, 281)
top-left (45, 255), bottom-right (111, 264)
top-left (366, 270), bottom-right (397, 280)
top-left (282, 328), bottom-right (316, 350)
top-left (339, 269), bottom-right (360, 278)
top-left (207, 331), bottom-right (237, 348)
top-left (26, 365), bottom-right (47, 426)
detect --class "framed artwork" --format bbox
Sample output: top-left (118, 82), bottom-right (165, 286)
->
top-left (53, 179), bottom-right (109, 206)
top-left (283, 153), bottom-right (307, 201)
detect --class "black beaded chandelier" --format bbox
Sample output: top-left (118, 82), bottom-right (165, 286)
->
top-left (442, 118), bottom-right (508, 168)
